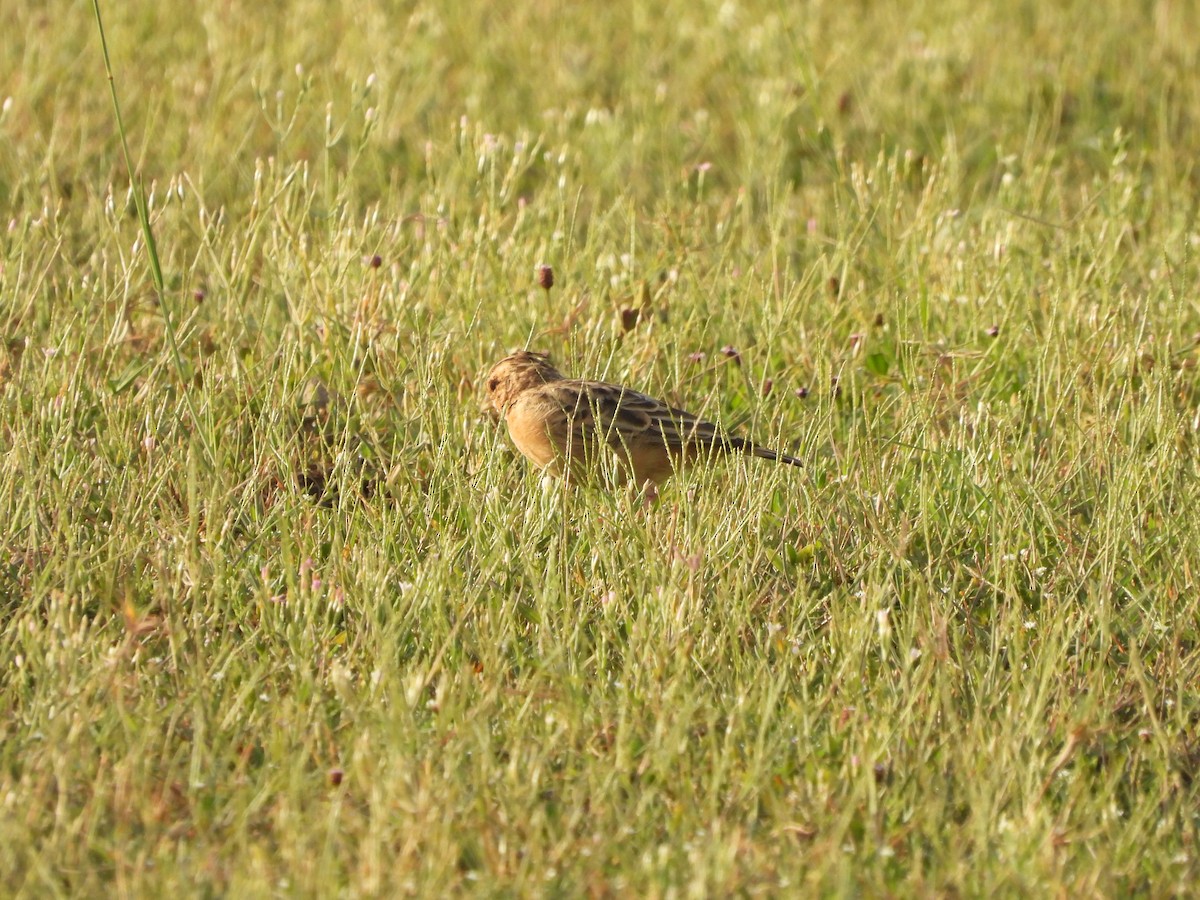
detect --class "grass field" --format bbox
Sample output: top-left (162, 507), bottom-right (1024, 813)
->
top-left (3, 0), bottom-right (1200, 894)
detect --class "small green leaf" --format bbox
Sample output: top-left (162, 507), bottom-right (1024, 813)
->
top-left (109, 360), bottom-right (147, 394)
top-left (516, 601), bottom-right (541, 625)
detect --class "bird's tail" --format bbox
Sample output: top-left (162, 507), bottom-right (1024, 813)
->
top-left (752, 445), bottom-right (804, 468)
top-left (728, 435), bottom-right (803, 468)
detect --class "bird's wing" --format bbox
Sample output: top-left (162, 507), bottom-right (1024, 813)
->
top-left (541, 379), bottom-right (730, 453)
top-left (541, 378), bottom-right (803, 469)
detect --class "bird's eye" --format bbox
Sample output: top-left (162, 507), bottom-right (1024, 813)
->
top-left (487, 377), bottom-right (500, 392)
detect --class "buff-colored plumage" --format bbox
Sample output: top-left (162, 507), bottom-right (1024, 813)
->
top-left (484, 350), bottom-right (802, 486)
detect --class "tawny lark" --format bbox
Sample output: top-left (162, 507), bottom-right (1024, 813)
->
top-left (484, 350), bottom-right (802, 486)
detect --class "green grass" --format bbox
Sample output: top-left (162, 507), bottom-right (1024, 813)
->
top-left (3, 0), bottom-right (1200, 894)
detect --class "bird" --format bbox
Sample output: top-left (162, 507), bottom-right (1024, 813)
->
top-left (483, 350), bottom-right (802, 486)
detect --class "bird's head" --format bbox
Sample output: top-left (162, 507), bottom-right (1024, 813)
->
top-left (482, 350), bottom-right (565, 415)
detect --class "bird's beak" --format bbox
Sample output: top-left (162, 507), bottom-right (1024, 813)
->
top-left (480, 394), bottom-right (502, 421)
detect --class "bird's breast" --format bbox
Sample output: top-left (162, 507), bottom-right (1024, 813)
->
top-left (505, 397), bottom-right (563, 469)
